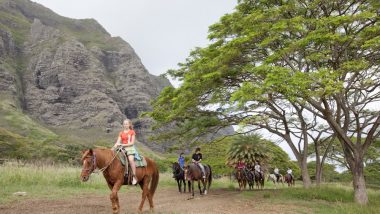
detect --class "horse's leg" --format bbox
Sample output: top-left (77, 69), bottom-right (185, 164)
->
top-left (187, 180), bottom-right (191, 193)
top-left (203, 176), bottom-right (207, 195)
top-left (138, 176), bottom-right (151, 213)
top-left (198, 180), bottom-right (202, 195)
top-left (191, 180), bottom-right (195, 198)
top-left (177, 179), bottom-right (181, 193)
top-left (110, 182), bottom-right (122, 214)
top-left (182, 179), bottom-right (186, 193)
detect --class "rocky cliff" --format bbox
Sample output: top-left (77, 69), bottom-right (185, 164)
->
top-left (0, 0), bottom-right (171, 150)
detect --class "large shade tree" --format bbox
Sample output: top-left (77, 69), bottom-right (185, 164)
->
top-left (149, 0), bottom-right (380, 204)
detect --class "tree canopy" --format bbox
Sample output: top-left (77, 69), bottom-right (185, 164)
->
top-left (148, 0), bottom-right (380, 204)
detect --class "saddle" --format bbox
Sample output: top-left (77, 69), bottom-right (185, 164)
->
top-left (115, 149), bottom-right (147, 185)
top-left (116, 151), bottom-right (147, 167)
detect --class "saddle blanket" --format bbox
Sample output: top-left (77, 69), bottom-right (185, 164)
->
top-left (117, 151), bottom-right (146, 167)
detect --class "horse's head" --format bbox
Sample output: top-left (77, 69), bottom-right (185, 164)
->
top-left (184, 165), bottom-right (189, 180)
top-left (172, 162), bottom-right (180, 177)
top-left (235, 168), bottom-right (242, 178)
top-left (80, 149), bottom-right (96, 182)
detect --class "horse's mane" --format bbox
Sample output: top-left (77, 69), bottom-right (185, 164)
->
top-left (94, 146), bottom-right (109, 150)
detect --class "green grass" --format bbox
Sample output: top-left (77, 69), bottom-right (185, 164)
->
top-left (240, 184), bottom-right (380, 214)
top-left (0, 163), bottom-right (234, 204)
top-left (0, 98), bottom-right (57, 142)
top-left (0, 162), bottom-right (109, 203)
top-left (1, 163), bottom-right (380, 214)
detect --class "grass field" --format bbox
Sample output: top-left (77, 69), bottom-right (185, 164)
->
top-left (0, 162), bottom-right (379, 213)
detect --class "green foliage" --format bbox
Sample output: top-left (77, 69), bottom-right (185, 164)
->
top-left (147, 0), bottom-right (380, 155)
top-left (365, 162), bottom-right (380, 188)
top-left (200, 138), bottom-right (233, 175)
top-left (0, 10), bottom-right (31, 46)
top-left (307, 161), bottom-right (340, 182)
top-left (227, 134), bottom-right (270, 165)
top-left (226, 134), bottom-right (298, 174)
top-left (0, 99), bottom-right (57, 141)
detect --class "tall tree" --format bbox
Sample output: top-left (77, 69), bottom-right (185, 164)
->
top-left (149, 0), bottom-right (380, 204)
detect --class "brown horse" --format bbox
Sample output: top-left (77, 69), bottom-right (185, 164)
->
top-left (284, 174), bottom-right (295, 187)
top-left (254, 171), bottom-right (265, 190)
top-left (172, 162), bottom-right (191, 193)
top-left (235, 168), bottom-right (247, 191)
top-left (80, 148), bottom-right (159, 214)
top-left (185, 163), bottom-right (212, 198)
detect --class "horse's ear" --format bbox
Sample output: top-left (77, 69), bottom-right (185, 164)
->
top-left (88, 149), bottom-right (93, 155)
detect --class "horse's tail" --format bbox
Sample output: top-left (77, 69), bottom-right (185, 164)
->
top-left (150, 159), bottom-right (159, 197)
top-left (207, 164), bottom-right (212, 191)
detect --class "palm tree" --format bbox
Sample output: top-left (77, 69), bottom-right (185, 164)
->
top-left (226, 134), bottom-right (270, 167)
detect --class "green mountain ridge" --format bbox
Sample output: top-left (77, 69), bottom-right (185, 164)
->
top-left (0, 0), bottom-right (172, 161)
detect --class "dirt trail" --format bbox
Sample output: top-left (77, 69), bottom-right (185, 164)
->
top-left (0, 187), bottom-right (301, 214)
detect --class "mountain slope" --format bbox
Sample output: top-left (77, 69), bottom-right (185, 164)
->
top-left (0, 0), bottom-right (171, 152)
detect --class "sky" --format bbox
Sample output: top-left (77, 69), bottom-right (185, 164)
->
top-left (30, 0), bottom-right (297, 160)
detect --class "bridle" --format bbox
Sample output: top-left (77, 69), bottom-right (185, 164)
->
top-left (81, 149), bottom-right (121, 176)
top-left (81, 153), bottom-right (97, 174)
top-left (173, 163), bottom-right (183, 177)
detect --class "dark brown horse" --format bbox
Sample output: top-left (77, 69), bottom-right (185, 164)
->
top-left (172, 162), bottom-right (190, 193)
top-left (254, 171), bottom-right (265, 190)
top-left (235, 168), bottom-right (247, 191)
top-left (80, 148), bottom-right (159, 214)
top-left (244, 169), bottom-right (255, 190)
top-left (284, 174), bottom-right (295, 187)
top-left (185, 163), bottom-right (212, 198)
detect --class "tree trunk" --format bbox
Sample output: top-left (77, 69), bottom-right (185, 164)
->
top-left (315, 142), bottom-right (322, 186)
top-left (316, 164), bottom-right (322, 186)
top-left (352, 160), bottom-right (368, 204)
top-left (300, 158), bottom-right (312, 188)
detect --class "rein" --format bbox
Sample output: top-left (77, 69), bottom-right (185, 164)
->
top-left (95, 150), bottom-right (120, 173)
top-left (173, 165), bottom-right (183, 177)
top-left (83, 149), bottom-right (120, 175)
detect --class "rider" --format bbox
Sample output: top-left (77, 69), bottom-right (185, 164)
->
top-left (287, 167), bottom-right (293, 180)
top-left (112, 119), bottom-right (138, 185)
top-left (274, 166), bottom-right (280, 182)
top-left (236, 160), bottom-right (245, 170)
top-left (192, 147), bottom-right (205, 180)
top-left (173, 152), bottom-right (185, 178)
top-left (254, 161), bottom-right (263, 178)
top-left (178, 152), bottom-right (185, 169)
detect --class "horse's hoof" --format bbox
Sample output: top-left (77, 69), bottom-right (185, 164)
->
top-left (204, 190), bottom-right (207, 195)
